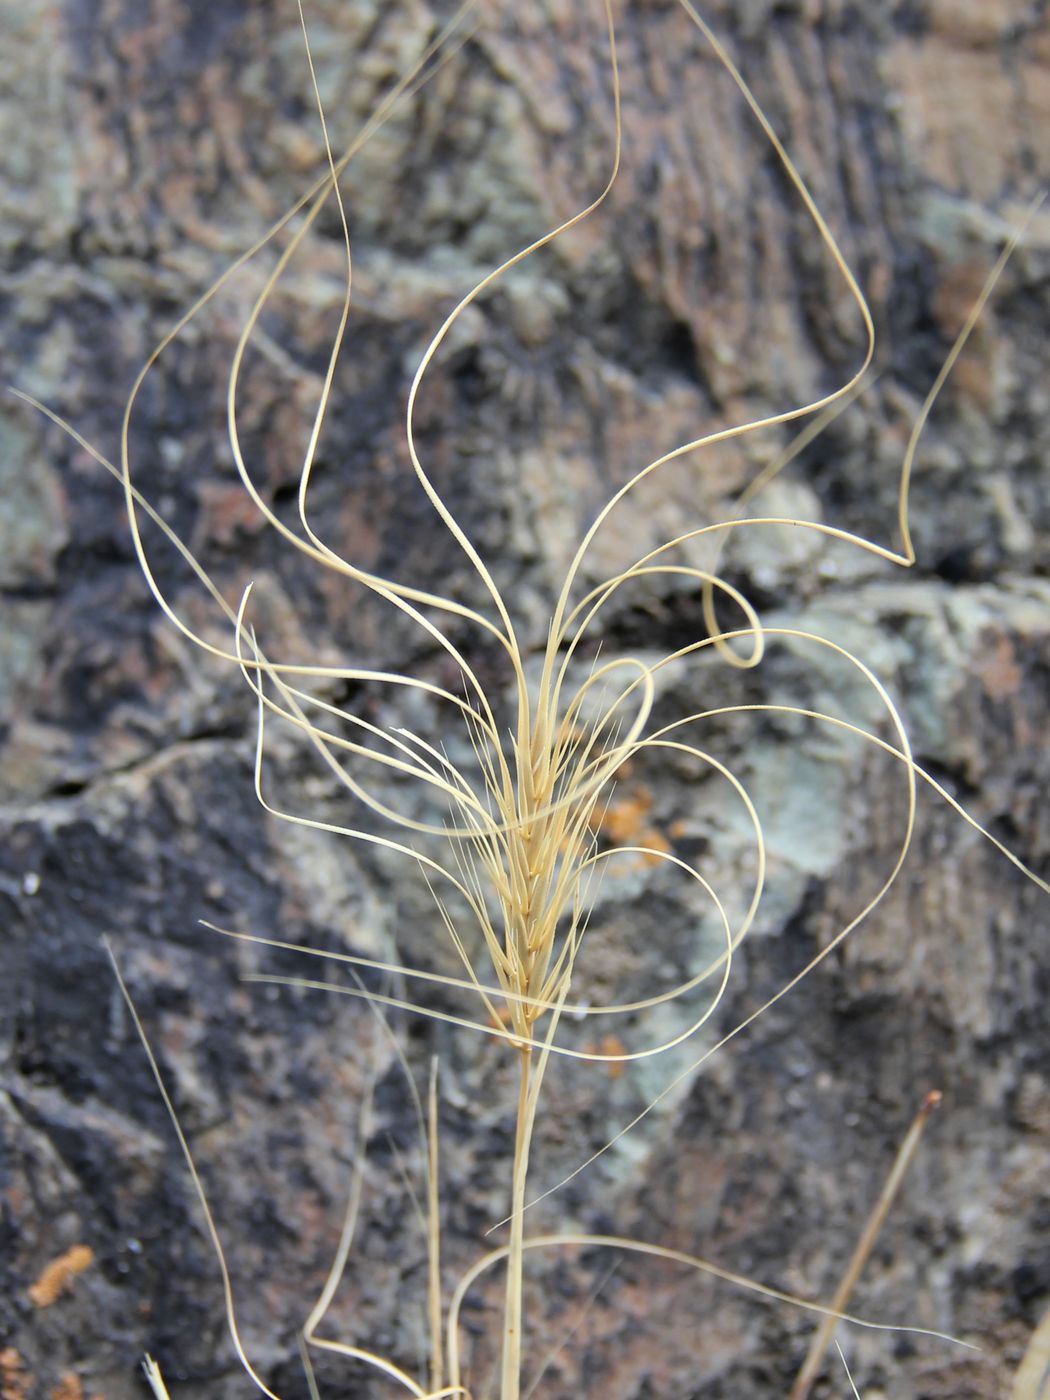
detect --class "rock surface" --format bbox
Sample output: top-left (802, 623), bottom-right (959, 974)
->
top-left (2, 2), bottom-right (1048, 1398)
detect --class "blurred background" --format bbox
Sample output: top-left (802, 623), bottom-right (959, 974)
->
top-left (2, 1), bottom-right (1049, 1396)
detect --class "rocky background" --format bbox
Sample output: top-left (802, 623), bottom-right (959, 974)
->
top-left (2, 1), bottom-right (1049, 1397)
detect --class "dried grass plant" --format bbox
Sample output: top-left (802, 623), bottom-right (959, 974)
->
top-left (17, 1), bottom-right (1049, 1397)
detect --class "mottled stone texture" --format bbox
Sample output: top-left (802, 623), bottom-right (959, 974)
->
top-left (2, 1), bottom-right (1048, 1398)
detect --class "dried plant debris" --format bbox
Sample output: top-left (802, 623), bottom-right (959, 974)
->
top-left (27, 1246), bottom-right (94, 1310)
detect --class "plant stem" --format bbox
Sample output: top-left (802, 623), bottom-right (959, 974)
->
top-left (501, 1045), bottom-right (534, 1400)
top-left (789, 1090), bottom-right (942, 1400)
top-left (427, 1057), bottom-right (444, 1396)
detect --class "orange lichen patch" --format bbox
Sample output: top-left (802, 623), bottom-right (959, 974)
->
top-left (596, 787), bottom-right (654, 844)
top-left (635, 828), bottom-right (672, 865)
top-left (582, 1034), bottom-right (627, 1080)
top-left (599, 1034), bottom-right (627, 1080)
top-left (0, 1348), bottom-right (31, 1400)
top-left (50, 1375), bottom-right (83, 1400)
top-left (590, 786), bottom-right (675, 876)
top-left (28, 1243), bottom-right (94, 1308)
